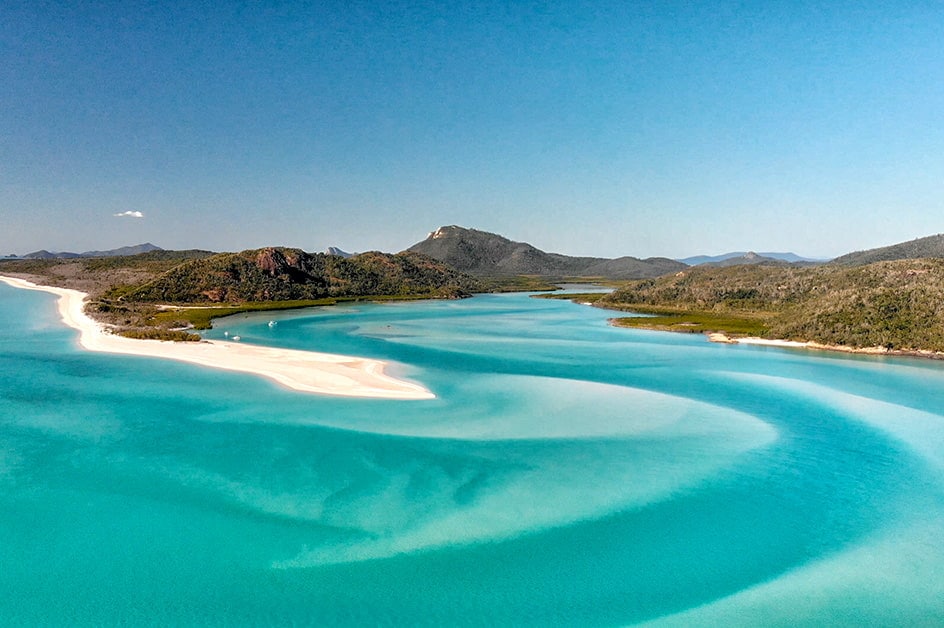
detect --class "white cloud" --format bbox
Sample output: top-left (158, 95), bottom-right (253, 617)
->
top-left (114, 210), bottom-right (145, 218)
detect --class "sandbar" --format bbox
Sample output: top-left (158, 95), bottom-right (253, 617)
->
top-left (708, 334), bottom-right (808, 348)
top-left (707, 331), bottom-right (944, 360)
top-left (0, 275), bottom-right (434, 399)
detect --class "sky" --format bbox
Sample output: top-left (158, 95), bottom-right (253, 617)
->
top-left (2, 0), bottom-right (943, 259)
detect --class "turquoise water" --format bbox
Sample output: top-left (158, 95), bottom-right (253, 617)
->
top-left (2, 284), bottom-right (944, 626)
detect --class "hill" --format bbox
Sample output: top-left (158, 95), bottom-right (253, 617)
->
top-left (126, 247), bottom-right (483, 303)
top-left (23, 243), bottom-right (163, 259)
top-left (599, 260), bottom-right (944, 351)
top-left (4, 247), bottom-right (482, 340)
top-left (831, 233), bottom-right (944, 266)
top-left (699, 251), bottom-right (786, 267)
top-left (679, 251), bottom-right (820, 265)
top-left (0, 249), bottom-right (216, 297)
top-left (23, 249), bottom-right (82, 259)
top-left (81, 243), bottom-right (164, 258)
top-left (407, 226), bottom-right (686, 278)
top-left (577, 256), bottom-right (690, 279)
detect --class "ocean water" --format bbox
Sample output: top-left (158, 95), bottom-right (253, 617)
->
top-left (1, 284), bottom-right (943, 626)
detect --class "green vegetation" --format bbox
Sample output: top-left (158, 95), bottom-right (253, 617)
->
top-left (482, 276), bottom-right (560, 292)
top-left (82, 249), bottom-right (215, 271)
top-left (117, 328), bottom-right (202, 342)
top-left (0, 258), bottom-right (60, 275)
top-left (407, 225), bottom-right (687, 279)
top-left (538, 292), bottom-right (767, 335)
top-left (535, 292), bottom-right (608, 303)
top-left (14, 240), bottom-right (944, 354)
top-left (831, 233), bottom-right (944, 266)
top-left (0, 250), bottom-right (215, 277)
top-left (3, 247), bottom-right (486, 340)
top-left (608, 307), bottom-right (769, 336)
top-left (151, 299), bottom-right (340, 329)
top-left (149, 295), bottom-right (437, 330)
top-left (0, 251), bottom-right (221, 306)
top-left (127, 248), bottom-right (483, 303)
top-left (599, 259), bottom-right (944, 351)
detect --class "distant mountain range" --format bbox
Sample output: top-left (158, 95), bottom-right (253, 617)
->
top-left (406, 226), bottom-right (687, 279)
top-left (698, 252), bottom-right (784, 267)
top-left (12, 243), bottom-right (362, 261)
top-left (679, 251), bottom-right (822, 265)
top-left (831, 233), bottom-right (944, 266)
top-left (21, 243), bottom-right (163, 259)
top-left (10, 229), bottom-right (944, 278)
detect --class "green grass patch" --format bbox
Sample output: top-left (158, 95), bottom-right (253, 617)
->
top-left (149, 294), bottom-right (441, 330)
top-left (534, 292), bottom-right (607, 303)
top-left (150, 299), bottom-right (341, 329)
top-left (610, 306), bottom-right (769, 336)
top-left (117, 328), bottom-right (202, 342)
top-left (478, 275), bottom-right (625, 292)
top-left (481, 276), bottom-right (560, 292)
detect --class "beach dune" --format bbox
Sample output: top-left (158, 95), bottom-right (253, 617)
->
top-left (0, 276), bottom-right (434, 399)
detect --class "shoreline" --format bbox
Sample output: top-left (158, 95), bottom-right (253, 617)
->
top-left (706, 331), bottom-right (944, 361)
top-left (0, 275), bottom-right (434, 399)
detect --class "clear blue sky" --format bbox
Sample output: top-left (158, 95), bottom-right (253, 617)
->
top-left (2, 0), bottom-right (942, 259)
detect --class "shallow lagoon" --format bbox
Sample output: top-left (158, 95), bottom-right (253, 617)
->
top-left (1, 284), bottom-right (943, 625)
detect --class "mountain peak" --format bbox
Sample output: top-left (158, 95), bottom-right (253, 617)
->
top-left (429, 226), bottom-right (457, 239)
top-left (325, 246), bottom-right (353, 258)
top-left (408, 226), bottom-right (686, 279)
top-left (426, 225), bottom-right (509, 241)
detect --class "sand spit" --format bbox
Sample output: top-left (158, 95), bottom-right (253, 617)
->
top-left (707, 331), bottom-right (944, 360)
top-left (0, 275), bottom-right (434, 399)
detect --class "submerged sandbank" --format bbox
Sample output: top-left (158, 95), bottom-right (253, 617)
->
top-left (0, 275), bottom-right (434, 399)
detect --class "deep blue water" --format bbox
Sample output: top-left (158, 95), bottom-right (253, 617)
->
top-left (1, 284), bottom-right (943, 625)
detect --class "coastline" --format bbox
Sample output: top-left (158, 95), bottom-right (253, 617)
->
top-left (0, 275), bottom-right (434, 399)
top-left (706, 331), bottom-right (944, 360)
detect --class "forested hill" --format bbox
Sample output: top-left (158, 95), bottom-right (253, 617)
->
top-left (831, 233), bottom-right (944, 266)
top-left (407, 225), bottom-right (686, 278)
top-left (125, 247), bottom-right (483, 303)
top-left (599, 259), bottom-right (944, 351)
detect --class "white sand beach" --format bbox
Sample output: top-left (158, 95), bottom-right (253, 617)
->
top-left (0, 276), bottom-right (434, 399)
top-left (708, 332), bottom-right (845, 351)
top-left (706, 331), bottom-right (944, 359)
top-left (726, 336), bottom-right (810, 348)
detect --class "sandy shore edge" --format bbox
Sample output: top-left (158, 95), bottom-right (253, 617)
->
top-left (0, 275), bottom-right (434, 399)
top-left (707, 332), bottom-right (944, 360)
